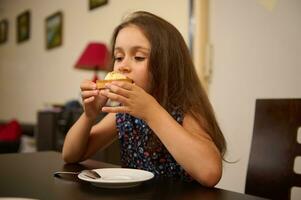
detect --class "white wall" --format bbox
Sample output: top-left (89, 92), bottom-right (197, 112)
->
top-left (0, 0), bottom-right (188, 123)
top-left (210, 0), bottom-right (301, 194)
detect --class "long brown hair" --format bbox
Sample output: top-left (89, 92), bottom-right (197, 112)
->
top-left (110, 11), bottom-right (226, 157)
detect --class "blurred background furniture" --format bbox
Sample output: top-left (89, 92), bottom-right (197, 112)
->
top-left (36, 104), bottom-right (121, 165)
top-left (0, 120), bottom-right (35, 153)
top-left (37, 110), bottom-right (81, 151)
top-left (245, 99), bottom-right (301, 200)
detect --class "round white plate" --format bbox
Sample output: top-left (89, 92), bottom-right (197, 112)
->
top-left (78, 168), bottom-right (154, 188)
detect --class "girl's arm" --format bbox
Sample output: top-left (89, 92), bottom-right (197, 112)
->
top-left (62, 113), bottom-right (117, 163)
top-left (62, 79), bottom-right (117, 163)
top-left (146, 105), bottom-right (222, 187)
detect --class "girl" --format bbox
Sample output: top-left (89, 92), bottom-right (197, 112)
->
top-left (62, 11), bottom-right (226, 187)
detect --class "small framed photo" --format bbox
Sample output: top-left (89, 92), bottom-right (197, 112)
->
top-left (0, 19), bottom-right (8, 44)
top-left (45, 11), bottom-right (63, 49)
top-left (89, 0), bottom-right (108, 10)
top-left (17, 10), bottom-right (30, 43)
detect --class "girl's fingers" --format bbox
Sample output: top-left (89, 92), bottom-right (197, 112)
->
top-left (110, 81), bottom-right (134, 91)
top-left (100, 90), bottom-right (128, 104)
top-left (83, 96), bottom-right (95, 104)
top-left (81, 90), bottom-right (99, 98)
top-left (105, 83), bottom-right (130, 98)
top-left (80, 80), bottom-right (97, 90)
top-left (102, 105), bottom-right (129, 113)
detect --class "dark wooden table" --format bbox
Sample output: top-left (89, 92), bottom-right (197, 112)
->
top-left (0, 151), bottom-right (266, 200)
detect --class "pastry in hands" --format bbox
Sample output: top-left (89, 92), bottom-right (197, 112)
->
top-left (96, 71), bottom-right (133, 89)
top-left (96, 71), bottom-right (133, 107)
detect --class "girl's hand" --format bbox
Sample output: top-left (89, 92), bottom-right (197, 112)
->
top-left (100, 81), bottom-right (159, 121)
top-left (80, 80), bottom-right (108, 120)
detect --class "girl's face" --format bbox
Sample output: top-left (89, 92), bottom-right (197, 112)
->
top-left (113, 25), bottom-right (151, 92)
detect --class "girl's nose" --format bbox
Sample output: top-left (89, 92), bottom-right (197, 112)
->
top-left (118, 65), bottom-right (131, 73)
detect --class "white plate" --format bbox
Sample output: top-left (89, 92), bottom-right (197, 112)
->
top-left (78, 168), bottom-right (154, 188)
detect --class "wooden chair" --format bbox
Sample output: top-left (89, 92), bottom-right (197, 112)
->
top-left (245, 99), bottom-right (301, 200)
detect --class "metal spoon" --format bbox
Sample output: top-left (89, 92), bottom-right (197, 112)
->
top-left (53, 170), bottom-right (101, 179)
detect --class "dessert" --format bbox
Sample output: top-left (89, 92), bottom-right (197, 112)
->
top-left (96, 71), bottom-right (133, 89)
top-left (96, 71), bottom-right (133, 107)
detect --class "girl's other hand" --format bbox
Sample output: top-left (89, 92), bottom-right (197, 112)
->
top-left (100, 81), bottom-right (159, 121)
top-left (80, 80), bottom-right (108, 120)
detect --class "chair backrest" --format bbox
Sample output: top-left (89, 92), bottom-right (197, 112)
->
top-left (245, 99), bottom-right (301, 200)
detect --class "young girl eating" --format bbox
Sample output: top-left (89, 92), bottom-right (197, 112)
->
top-left (62, 11), bottom-right (226, 187)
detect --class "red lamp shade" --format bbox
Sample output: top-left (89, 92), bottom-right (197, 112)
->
top-left (75, 43), bottom-right (110, 82)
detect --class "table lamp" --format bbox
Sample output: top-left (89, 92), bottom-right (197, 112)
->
top-left (75, 42), bottom-right (110, 82)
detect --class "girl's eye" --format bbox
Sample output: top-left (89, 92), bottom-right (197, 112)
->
top-left (114, 57), bottom-right (123, 62)
top-left (135, 56), bottom-right (145, 61)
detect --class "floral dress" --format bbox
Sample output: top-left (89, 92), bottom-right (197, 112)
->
top-left (116, 109), bottom-right (192, 181)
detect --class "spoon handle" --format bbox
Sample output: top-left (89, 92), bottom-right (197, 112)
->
top-left (53, 170), bottom-right (101, 179)
top-left (53, 171), bottom-right (79, 178)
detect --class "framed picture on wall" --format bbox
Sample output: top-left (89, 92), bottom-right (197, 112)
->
top-left (0, 19), bottom-right (8, 44)
top-left (17, 10), bottom-right (30, 43)
top-left (45, 11), bottom-right (63, 49)
top-left (89, 0), bottom-right (108, 10)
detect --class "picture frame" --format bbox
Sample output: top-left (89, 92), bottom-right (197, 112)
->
top-left (45, 11), bottom-right (63, 49)
top-left (89, 0), bottom-right (108, 10)
top-left (17, 10), bottom-right (30, 43)
top-left (0, 19), bottom-right (8, 44)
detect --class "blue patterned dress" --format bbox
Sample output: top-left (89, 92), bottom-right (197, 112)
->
top-left (116, 109), bottom-right (192, 181)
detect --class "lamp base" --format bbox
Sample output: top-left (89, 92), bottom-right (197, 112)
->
top-left (92, 74), bottom-right (99, 83)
